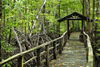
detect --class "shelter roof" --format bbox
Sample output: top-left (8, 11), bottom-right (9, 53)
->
top-left (57, 12), bottom-right (93, 22)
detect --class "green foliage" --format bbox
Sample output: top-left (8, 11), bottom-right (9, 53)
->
top-left (97, 49), bottom-right (100, 52)
top-left (96, 53), bottom-right (100, 56)
top-left (1, 40), bottom-right (13, 53)
top-left (93, 43), bottom-right (98, 48)
top-left (2, 58), bottom-right (12, 67)
top-left (1, 0), bottom-right (100, 66)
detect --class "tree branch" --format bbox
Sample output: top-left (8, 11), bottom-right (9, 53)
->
top-left (12, 28), bottom-right (22, 52)
top-left (29, 0), bottom-right (46, 37)
top-left (14, 28), bottom-right (32, 47)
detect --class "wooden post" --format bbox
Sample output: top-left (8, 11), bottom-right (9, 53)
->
top-left (67, 20), bottom-right (69, 39)
top-left (72, 20), bottom-right (74, 28)
top-left (59, 22), bottom-right (60, 37)
top-left (59, 39), bottom-right (62, 54)
top-left (46, 45), bottom-right (49, 66)
top-left (62, 37), bottom-right (64, 49)
top-left (64, 35), bottom-right (66, 46)
top-left (65, 33), bottom-right (67, 42)
top-left (37, 48), bottom-right (41, 67)
top-left (82, 20), bottom-right (85, 31)
top-left (17, 56), bottom-right (23, 67)
top-left (53, 41), bottom-right (57, 59)
top-left (78, 21), bottom-right (80, 31)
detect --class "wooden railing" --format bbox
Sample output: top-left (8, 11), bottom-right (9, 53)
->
top-left (0, 28), bottom-right (72, 67)
top-left (83, 32), bottom-right (94, 67)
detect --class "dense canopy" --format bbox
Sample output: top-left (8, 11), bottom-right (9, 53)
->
top-left (0, 0), bottom-right (100, 67)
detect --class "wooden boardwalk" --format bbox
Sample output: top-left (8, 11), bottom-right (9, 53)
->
top-left (50, 32), bottom-right (87, 67)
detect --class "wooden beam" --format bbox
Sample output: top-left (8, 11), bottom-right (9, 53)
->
top-left (72, 20), bottom-right (74, 28)
top-left (82, 20), bottom-right (85, 31)
top-left (66, 18), bottom-right (84, 20)
top-left (59, 39), bottom-right (62, 54)
top-left (83, 32), bottom-right (93, 67)
top-left (53, 42), bottom-right (57, 59)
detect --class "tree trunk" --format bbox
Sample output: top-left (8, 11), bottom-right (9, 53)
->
top-left (95, 0), bottom-right (99, 43)
top-left (43, 5), bottom-right (46, 33)
top-left (58, 0), bottom-right (60, 37)
top-left (88, 0), bottom-right (91, 38)
top-left (96, 0), bottom-right (99, 17)
top-left (83, 0), bottom-right (84, 15)
top-left (84, 0), bottom-right (88, 31)
top-left (93, 0), bottom-right (95, 30)
top-left (25, 3), bottom-right (27, 35)
top-left (0, 0), bottom-right (2, 62)
top-left (29, 0), bottom-right (46, 37)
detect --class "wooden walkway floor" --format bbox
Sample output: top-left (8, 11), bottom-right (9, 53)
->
top-left (50, 32), bottom-right (87, 67)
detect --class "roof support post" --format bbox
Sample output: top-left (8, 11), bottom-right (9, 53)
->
top-left (72, 20), bottom-right (74, 28)
top-left (82, 20), bottom-right (85, 32)
top-left (59, 22), bottom-right (60, 37)
top-left (66, 19), bottom-right (69, 40)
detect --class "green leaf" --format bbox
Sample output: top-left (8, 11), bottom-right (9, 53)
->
top-left (97, 49), bottom-right (100, 51)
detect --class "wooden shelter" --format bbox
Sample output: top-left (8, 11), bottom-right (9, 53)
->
top-left (57, 12), bottom-right (93, 39)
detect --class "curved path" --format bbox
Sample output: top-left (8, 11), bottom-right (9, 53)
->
top-left (50, 32), bottom-right (87, 67)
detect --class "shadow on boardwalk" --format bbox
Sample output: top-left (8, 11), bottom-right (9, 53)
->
top-left (50, 32), bottom-right (87, 67)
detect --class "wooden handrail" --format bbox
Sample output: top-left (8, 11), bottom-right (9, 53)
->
top-left (0, 28), bottom-right (72, 67)
top-left (83, 32), bottom-right (93, 67)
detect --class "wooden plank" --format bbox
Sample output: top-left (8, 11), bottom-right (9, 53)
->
top-left (49, 54), bottom-right (54, 58)
top-left (40, 51), bottom-right (45, 55)
top-left (56, 44), bottom-right (59, 47)
top-left (23, 56), bottom-right (37, 65)
top-left (41, 59), bottom-right (46, 64)
top-left (83, 32), bottom-right (93, 67)
top-left (49, 47), bottom-right (54, 50)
